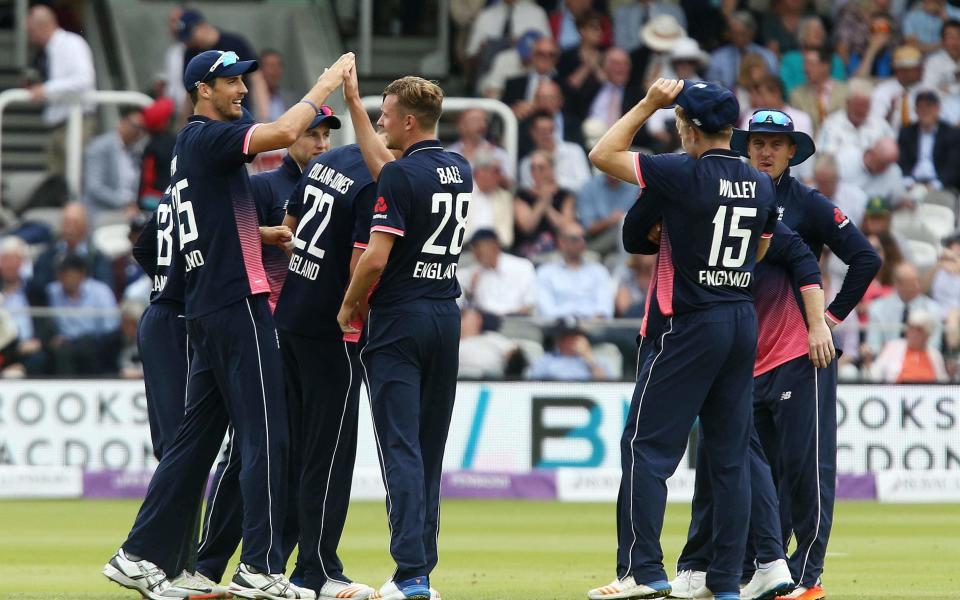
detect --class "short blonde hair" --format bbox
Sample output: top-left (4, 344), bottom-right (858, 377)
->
top-left (383, 76), bottom-right (444, 131)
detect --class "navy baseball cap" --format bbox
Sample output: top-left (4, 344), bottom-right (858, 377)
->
top-left (308, 104), bottom-right (341, 130)
top-left (675, 79), bottom-right (739, 133)
top-left (183, 50), bottom-right (259, 92)
top-left (175, 9), bottom-right (205, 43)
top-left (731, 109), bottom-right (816, 166)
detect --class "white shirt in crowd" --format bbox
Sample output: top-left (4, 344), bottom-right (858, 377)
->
top-left (869, 79), bottom-right (922, 135)
top-left (163, 42), bottom-right (185, 110)
top-left (588, 83), bottom-right (625, 128)
top-left (466, 0), bottom-right (551, 58)
top-left (518, 142), bottom-right (592, 192)
top-left (458, 253), bottom-right (538, 316)
top-left (536, 260), bottom-right (614, 319)
top-left (922, 49), bottom-right (960, 124)
top-left (41, 28), bottom-right (96, 126)
top-left (815, 109), bottom-right (895, 156)
top-left (447, 139), bottom-right (516, 183)
top-left (835, 146), bottom-right (906, 202)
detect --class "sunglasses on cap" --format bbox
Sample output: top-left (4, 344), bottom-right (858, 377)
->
top-left (750, 110), bottom-right (793, 127)
top-left (319, 104), bottom-right (335, 116)
top-left (197, 51), bottom-right (239, 88)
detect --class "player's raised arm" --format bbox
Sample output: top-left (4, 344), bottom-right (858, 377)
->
top-left (246, 53), bottom-right (354, 155)
top-left (589, 78), bottom-right (684, 184)
top-left (344, 65), bottom-right (396, 180)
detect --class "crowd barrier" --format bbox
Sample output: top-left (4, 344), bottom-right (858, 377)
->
top-left (1, 381), bottom-right (958, 502)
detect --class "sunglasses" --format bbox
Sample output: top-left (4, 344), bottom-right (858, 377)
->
top-left (197, 51), bottom-right (239, 88)
top-left (319, 104), bottom-right (335, 116)
top-left (750, 110), bottom-right (793, 127)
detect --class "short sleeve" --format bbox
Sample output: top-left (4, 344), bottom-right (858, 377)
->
top-left (633, 152), bottom-right (690, 197)
top-left (352, 183), bottom-right (377, 249)
top-left (371, 163), bottom-right (411, 237)
top-left (199, 120), bottom-right (259, 170)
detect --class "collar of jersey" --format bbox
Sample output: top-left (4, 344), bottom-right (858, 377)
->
top-left (699, 148), bottom-right (741, 159)
top-left (282, 152), bottom-right (303, 176)
top-left (774, 168), bottom-right (793, 191)
top-left (403, 139), bottom-right (444, 157)
top-left (187, 115), bottom-right (212, 124)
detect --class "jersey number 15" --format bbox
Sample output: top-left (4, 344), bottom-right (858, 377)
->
top-left (707, 205), bottom-right (757, 268)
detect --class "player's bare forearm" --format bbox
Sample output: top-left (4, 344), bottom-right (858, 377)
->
top-left (349, 247), bottom-right (364, 277)
top-left (345, 67), bottom-right (394, 180)
top-left (801, 286), bottom-right (836, 368)
top-left (260, 225), bottom-right (293, 247)
top-left (338, 232), bottom-right (394, 332)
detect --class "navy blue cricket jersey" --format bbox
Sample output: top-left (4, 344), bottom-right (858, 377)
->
top-left (132, 189), bottom-right (186, 307)
top-left (273, 144), bottom-right (376, 339)
top-left (632, 149), bottom-right (777, 317)
top-left (250, 153), bottom-right (301, 311)
top-left (369, 140), bottom-right (473, 307)
top-left (170, 115), bottom-right (270, 318)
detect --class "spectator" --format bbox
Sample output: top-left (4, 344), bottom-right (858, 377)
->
top-left (630, 14), bottom-right (688, 89)
top-left (759, 0), bottom-right (807, 56)
top-left (46, 254), bottom-right (120, 375)
top-left (519, 79), bottom-right (586, 154)
top-left (899, 90), bottom-right (960, 191)
top-left (138, 96), bottom-right (176, 211)
top-left (513, 149), bottom-right (577, 257)
top-left (459, 307), bottom-right (522, 379)
top-left (458, 229), bottom-right (537, 316)
top-left (448, 108), bottom-right (516, 185)
top-left (557, 10), bottom-right (608, 100)
top-left (577, 172), bottom-right (640, 254)
top-left (536, 221), bottom-right (614, 319)
top-left (790, 47), bottom-right (850, 131)
top-left (0, 237), bottom-right (44, 373)
top-left (161, 5), bottom-right (186, 111)
top-left (812, 152), bottom-right (868, 227)
top-left (836, 137), bottom-right (906, 205)
top-left (643, 37), bottom-right (709, 150)
top-left (866, 262), bottom-right (943, 355)
top-left (82, 107), bottom-right (146, 216)
top-left (903, 0), bottom-right (960, 54)
top-left (30, 202), bottom-right (112, 294)
top-left (501, 35), bottom-right (560, 118)
top-left (849, 12), bottom-right (897, 79)
top-left (177, 9), bottom-right (270, 121)
top-left (481, 30), bottom-right (544, 100)
top-left (922, 19), bottom-right (960, 124)
top-left (527, 317), bottom-right (614, 380)
top-left (816, 78), bottom-right (895, 156)
top-left (259, 49), bottom-right (292, 121)
top-left (615, 254), bottom-right (655, 318)
top-left (779, 16), bottom-right (848, 96)
top-left (466, 0), bottom-right (551, 78)
top-left (576, 48), bottom-right (644, 130)
top-left (24, 4), bottom-right (95, 176)
top-left (465, 153), bottom-right (515, 248)
top-left (741, 75), bottom-right (814, 140)
top-left (870, 45), bottom-right (926, 134)
top-left (926, 232), bottom-right (960, 312)
top-left (115, 299), bottom-right (145, 379)
top-left (550, 0), bottom-right (612, 51)
top-left (706, 11), bottom-right (779, 90)
top-left (834, 0), bottom-right (881, 73)
top-left (613, 0), bottom-right (687, 53)
top-left (868, 309), bottom-right (948, 382)
top-left (859, 196), bottom-right (913, 261)
top-left (519, 110), bottom-right (591, 191)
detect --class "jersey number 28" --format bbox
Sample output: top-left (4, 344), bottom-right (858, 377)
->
top-left (422, 192), bottom-right (470, 256)
top-left (707, 205), bottom-right (757, 268)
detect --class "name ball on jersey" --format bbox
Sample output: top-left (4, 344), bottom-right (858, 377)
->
top-left (436, 166), bottom-right (464, 184)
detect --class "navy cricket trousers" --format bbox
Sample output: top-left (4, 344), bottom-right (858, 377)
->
top-left (137, 301), bottom-right (198, 577)
top-left (618, 304), bottom-right (756, 594)
top-left (124, 296), bottom-right (290, 575)
top-left (677, 355), bottom-right (838, 588)
top-left (360, 300), bottom-right (460, 581)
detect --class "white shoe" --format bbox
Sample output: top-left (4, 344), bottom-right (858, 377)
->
top-left (669, 571), bottom-right (707, 598)
top-left (102, 549), bottom-right (181, 599)
top-left (740, 560), bottom-right (794, 600)
top-left (169, 570), bottom-right (234, 598)
top-left (318, 580), bottom-right (374, 599)
top-left (690, 586), bottom-right (740, 599)
top-left (429, 588), bottom-right (441, 600)
top-left (587, 575), bottom-right (672, 599)
top-left (191, 571), bottom-right (233, 598)
top-left (230, 563), bottom-right (316, 599)
top-left (369, 578), bottom-right (431, 600)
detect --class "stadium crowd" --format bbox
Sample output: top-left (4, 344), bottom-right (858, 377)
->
top-left (4, 0), bottom-right (960, 383)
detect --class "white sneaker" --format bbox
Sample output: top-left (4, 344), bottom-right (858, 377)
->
top-left (102, 549), bottom-right (182, 599)
top-left (230, 563), bottom-right (316, 599)
top-left (587, 575), bottom-right (672, 599)
top-left (690, 586), bottom-right (740, 599)
top-left (740, 560), bottom-right (794, 600)
top-left (669, 571), bottom-right (707, 598)
top-left (429, 588), bottom-right (441, 600)
top-left (318, 580), bottom-right (374, 599)
top-left (191, 571), bottom-right (233, 598)
top-left (369, 578), bottom-right (431, 600)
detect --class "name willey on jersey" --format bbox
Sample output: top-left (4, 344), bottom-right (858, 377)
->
top-left (698, 177), bottom-right (759, 289)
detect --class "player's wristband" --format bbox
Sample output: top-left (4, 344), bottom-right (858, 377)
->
top-left (299, 99), bottom-right (320, 113)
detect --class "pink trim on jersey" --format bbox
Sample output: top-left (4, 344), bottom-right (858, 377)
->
top-left (799, 284), bottom-right (821, 292)
top-left (825, 310), bottom-right (841, 325)
top-left (632, 152), bottom-right (646, 188)
top-left (354, 242), bottom-right (369, 250)
top-left (760, 232), bottom-right (773, 239)
top-left (754, 268), bottom-right (810, 377)
top-left (371, 225), bottom-right (405, 237)
top-left (242, 123), bottom-right (262, 155)
top-left (639, 252), bottom-right (659, 338)
top-left (234, 200), bottom-right (271, 297)
top-left (655, 223), bottom-right (675, 316)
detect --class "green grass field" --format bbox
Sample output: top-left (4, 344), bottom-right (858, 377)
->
top-left (0, 499), bottom-right (957, 600)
